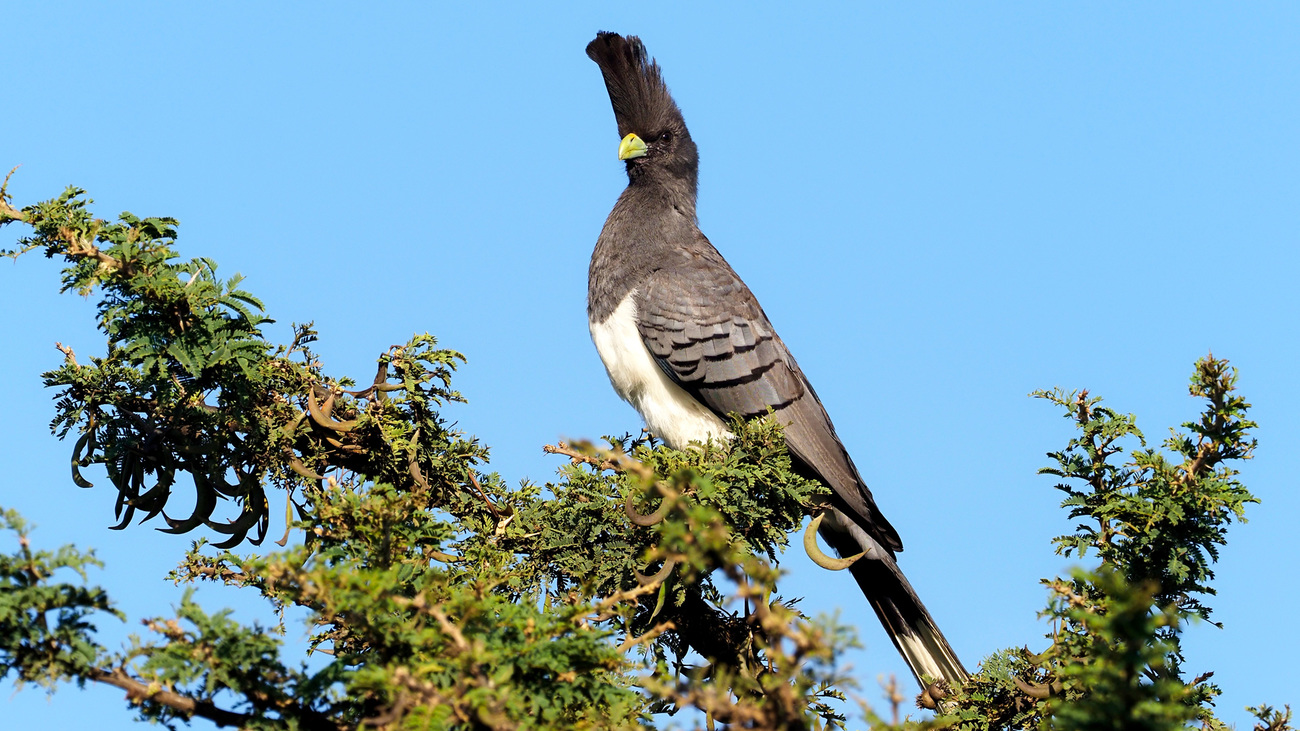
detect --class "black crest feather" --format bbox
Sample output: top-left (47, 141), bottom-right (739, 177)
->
top-left (586, 32), bottom-right (682, 139)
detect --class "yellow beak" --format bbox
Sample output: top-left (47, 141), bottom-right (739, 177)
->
top-left (618, 133), bottom-right (648, 160)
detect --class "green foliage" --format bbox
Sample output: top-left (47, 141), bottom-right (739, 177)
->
top-left (1025, 358), bottom-right (1259, 714)
top-left (847, 358), bottom-right (1263, 728)
top-left (119, 591), bottom-right (326, 730)
top-left (0, 180), bottom-right (1290, 729)
top-left (1034, 360), bottom-right (1258, 631)
top-left (1041, 569), bottom-right (1198, 731)
top-left (6, 185), bottom-right (294, 545)
top-left (858, 358), bottom-right (1265, 730)
top-left (0, 508), bottom-right (120, 689)
top-left (1247, 705), bottom-right (1294, 731)
top-left (1, 183), bottom-right (857, 729)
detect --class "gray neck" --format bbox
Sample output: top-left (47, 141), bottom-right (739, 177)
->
top-left (588, 174), bottom-right (699, 322)
top-left (627, 151), bottom-right (699, 208)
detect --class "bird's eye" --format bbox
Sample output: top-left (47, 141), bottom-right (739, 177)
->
top-left (659, 131), bottom-right (673, 143)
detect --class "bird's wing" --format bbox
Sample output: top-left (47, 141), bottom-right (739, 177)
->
top-left (634, 241), bottom-right (903, 553)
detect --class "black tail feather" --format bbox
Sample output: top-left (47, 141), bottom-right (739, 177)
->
top-left (822, 526), bottom-right (968, 688)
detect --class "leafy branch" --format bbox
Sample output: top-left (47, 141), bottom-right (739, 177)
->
top-left (2, 178), bottom-right (1291, 729)
top-left (1, 181), bottom-right (860, 729)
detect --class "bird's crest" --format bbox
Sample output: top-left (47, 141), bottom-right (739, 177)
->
top-left (586, 32), bottom-right (682, 139)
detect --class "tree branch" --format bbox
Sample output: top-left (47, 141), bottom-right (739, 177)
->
top-left (90, 668), bottom-right (252, 728)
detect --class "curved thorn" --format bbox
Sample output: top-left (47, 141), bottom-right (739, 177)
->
top-left (648, 580), bottom-right (669, 621)
top-left (160, 473), bottom-right (218, 534)
top-left (308, 387), bottom-right (358, 432)
top-left (250, 495), bottom-right (270, 546)
top-left (212, 526), bottom-right (252, 550)
top-left (342, 385), bottom-right (375, 400)
top-left (635, 558), bottom-right (677, 586)
top-left (1013, 676), bottom-right (1057, 699)
top-left (803, 513), bottom-right (866, 570)
top-left (275, 491), bottom-right (294, 547)
top-left (135, 468), bottom-right (176, 522)
top-left (625, 484), bottom-right (672, 526)
top-left (288, 454), bottom-right (325, 481)
top-left (210, 486), bottom-right (269, 548)
top-left (1023, 645), bottom-right (1054, 666)
top-left (347, 383), bottom-right (404, 395)
top-left (206, 503), bottom-right (262, 535)
top-left (280, 409), bottom-right (308, 440)
top-left (208, 472), bottom-right (244, 498)
top-left (71, 430), bottom-right (94, 488)
top-left (408, 428), bottom-right (432, 491)
top-left (361, 360), bottom-right (390, 401)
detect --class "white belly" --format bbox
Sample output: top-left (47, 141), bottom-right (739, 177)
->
top-left (590, 295), bottom-right (729, 449)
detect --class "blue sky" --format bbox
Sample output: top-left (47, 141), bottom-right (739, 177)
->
top-left (3, 4), bottom-right (1297, 727)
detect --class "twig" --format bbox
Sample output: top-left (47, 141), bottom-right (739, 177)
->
top-left (0, 165), bottom-right (23, 219)
top-left (543, 441), bottom-right (656, 481)
top-left (55, 342), bottom-right (78, 367)
top-left (91, 667), bottom-right (253, 728)
top-left (467, 469), bottom-right (502, 518)
top-left (57, 225), bottom-right (134, 275)
top-left (589, 581), bottom-right (665, 622)
top-left (491, 513), bottom-right (515, 539)
top-left (182, 563), bottom-right (250, 585)
top-left (543, 442), bottom-right (621, 471)
top-left (618, 620), bottom-right (676, 653)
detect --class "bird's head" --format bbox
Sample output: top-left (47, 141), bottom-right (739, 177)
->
top-left (587, 32), bottom-right (698, 189)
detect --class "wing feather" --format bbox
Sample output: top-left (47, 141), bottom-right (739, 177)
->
top-left (633, 238), bottom-right (903, 552)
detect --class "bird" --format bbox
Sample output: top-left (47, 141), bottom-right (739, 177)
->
top-left (584, 32), bottom-right (968, 689)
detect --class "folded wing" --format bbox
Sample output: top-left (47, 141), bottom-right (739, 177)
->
top-left (634, 235), bottom-right (902, 554)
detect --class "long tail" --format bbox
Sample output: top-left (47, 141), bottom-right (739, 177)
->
top-left (820, 525), bottom-right (968, 688)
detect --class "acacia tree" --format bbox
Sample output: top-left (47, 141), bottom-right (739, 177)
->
top-left (0, 178), bottom-right (1291, 730)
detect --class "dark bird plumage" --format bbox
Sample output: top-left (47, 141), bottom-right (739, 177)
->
top-left (585, 32), bottom-right (968, 688)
